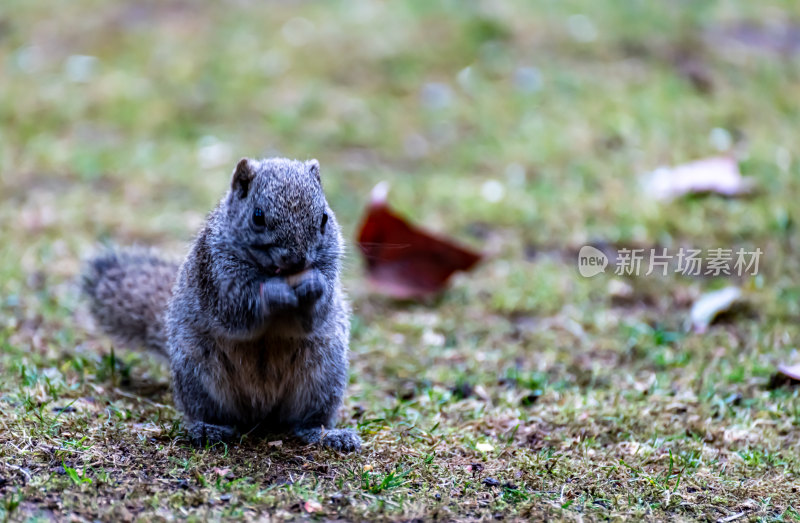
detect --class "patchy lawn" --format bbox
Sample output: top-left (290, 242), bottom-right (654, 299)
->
top-left (2, 0), bottom-right (800, 520)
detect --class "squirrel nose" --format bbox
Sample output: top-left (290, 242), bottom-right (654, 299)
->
top-left (277, 254), bottom-right (306, 274)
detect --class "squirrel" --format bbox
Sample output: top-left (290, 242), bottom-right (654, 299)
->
top-left (81, 157), bottom-right (361, 452)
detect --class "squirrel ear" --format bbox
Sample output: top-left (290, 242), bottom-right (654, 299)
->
top-left (231, 158), bottom-right (254, 198)
top-left (306, 159), bottom-right (320, 182)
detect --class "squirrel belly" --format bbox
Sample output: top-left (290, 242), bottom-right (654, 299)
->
top-left (81, 158), bottom-right (361, 452)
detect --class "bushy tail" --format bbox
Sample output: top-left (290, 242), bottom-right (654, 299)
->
top-left (81, 248), bottom-right (180, 355)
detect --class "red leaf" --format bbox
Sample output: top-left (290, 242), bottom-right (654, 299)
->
top-left (356, 183), bottom-right (481, 299)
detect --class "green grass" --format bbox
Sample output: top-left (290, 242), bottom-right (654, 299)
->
top-left (2, 0), bottom-right (800, 520)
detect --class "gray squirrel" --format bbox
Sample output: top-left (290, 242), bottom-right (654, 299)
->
top-left (82, 157), bottom-right (361, 451)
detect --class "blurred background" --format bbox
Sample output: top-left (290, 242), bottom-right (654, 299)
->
top-left (4, 0), bottom-right (799, 339)
top-left (2, 0), bottom-right (800, 518)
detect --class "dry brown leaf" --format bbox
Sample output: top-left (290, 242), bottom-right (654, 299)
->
top-left (356, 182), bottom-right (482, 299)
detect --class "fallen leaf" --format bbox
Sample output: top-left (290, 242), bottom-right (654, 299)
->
top-left (689, 286), bottom-right (742, 333)
top-left (473, 385), bottom-right (491, 402)
top-left (708, 21), bottom-right (800, 58)
top-left (776, 364), bottom-right (800, 382)
top-left (769, 364), bottom-right (800, 388)
top-left (643, 156), bottom-right (754, 200)
top-left (777, 364), bottom-right (800, 381)
top-left (356, 182), bottom-right (482, 299)
top-left (607, 279), bottom-right (633, 301)
top-left (303, 500), bottom-right (323, 513)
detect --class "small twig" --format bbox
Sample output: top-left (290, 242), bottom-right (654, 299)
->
top-left (718, 512), bottom-right (747, 523)
top-left (43, 444), bottom-right (88, 455)
top-left (6, 464), bottom-right (32, 482)
top-left (241, 420), bottom-right (264, 440)
top-left (112, 388), bottom-right (168, 409)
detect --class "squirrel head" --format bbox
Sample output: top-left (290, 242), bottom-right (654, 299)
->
top-left (218, 157), bottom-right (342, 276)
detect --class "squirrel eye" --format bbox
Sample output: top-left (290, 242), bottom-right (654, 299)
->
top-left (252, 208), bottom-right (266, 227)
top-left (320, 213), bottom-right (328, 234)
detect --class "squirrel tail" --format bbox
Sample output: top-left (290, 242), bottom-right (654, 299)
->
top-left (81, 248), bottom-right (180, 355)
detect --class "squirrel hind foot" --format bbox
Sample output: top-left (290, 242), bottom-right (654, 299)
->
top-left (296, 427), bottom-right (361, 453)
top-left (187, 421), bottom-right (238, 446)
top-left (321, 429), bottom-right (362, 452)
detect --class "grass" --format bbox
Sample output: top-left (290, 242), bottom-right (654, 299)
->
top-left (2, 0), bottom-right (800, 520)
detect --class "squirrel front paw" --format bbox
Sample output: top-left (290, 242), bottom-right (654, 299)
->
top-left (291, 270), bottom-right (325, 306)
top-left (187, 421), bottom-right (238, 446)
top-left (259, 279), bottom-right (298, 313)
